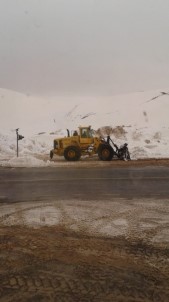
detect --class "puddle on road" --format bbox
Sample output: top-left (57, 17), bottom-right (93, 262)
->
top-left (0, 199), bottom-right (169, 244)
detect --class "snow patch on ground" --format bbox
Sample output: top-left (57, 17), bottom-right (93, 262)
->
top-left (1, 156), bottom-right (52, 168)
top-left (0, 199), bottom-right (169, 244)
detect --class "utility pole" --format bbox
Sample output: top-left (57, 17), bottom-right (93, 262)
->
top-left (16, 128), bottom-right (24, 157)
top-left (16, 128), bottom-right (19, 157)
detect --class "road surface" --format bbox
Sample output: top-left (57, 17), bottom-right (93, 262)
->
top-left (0, 166), bottom-right (169, 202)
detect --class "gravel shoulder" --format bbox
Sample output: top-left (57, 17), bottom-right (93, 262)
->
top-left (47, 156), bottom-right (169, 168)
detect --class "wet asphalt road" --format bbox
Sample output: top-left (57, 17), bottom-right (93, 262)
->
top-left (0, 166), bottom-right (169, 202)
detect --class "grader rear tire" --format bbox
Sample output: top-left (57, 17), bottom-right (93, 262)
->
top-left (98, 144), bottom-right (114, 161)
top-left (64, 146), bottom-right (81, 161)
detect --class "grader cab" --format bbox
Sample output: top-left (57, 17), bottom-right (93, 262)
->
top-left (50, 126), bottom-right (114, 161)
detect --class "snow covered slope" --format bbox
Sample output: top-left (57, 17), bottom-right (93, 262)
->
top-left (0, 87), bottom-right (169, 166)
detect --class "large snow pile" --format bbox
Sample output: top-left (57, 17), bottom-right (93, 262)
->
top-left (0, 87), bottom-right (169, 167)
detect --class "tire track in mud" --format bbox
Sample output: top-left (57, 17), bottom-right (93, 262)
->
top-left (0, 226), bottom-right (169, 302)
top-left (0, 203), bottom-right (51, 223)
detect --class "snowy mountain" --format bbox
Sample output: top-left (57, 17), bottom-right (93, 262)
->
top-left (0, 87), bottom-right (169, 166)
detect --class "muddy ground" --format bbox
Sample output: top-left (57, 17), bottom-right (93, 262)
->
top-left (0, 225), bottom-right (169, 302)
top-left (47, 156), bottom-right (169, 168)
top-left (0, 197), bottom-right (169, 302)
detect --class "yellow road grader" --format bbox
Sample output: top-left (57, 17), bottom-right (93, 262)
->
top-left (50, 126), bottom-right (114, 161)
top-left (50, 126), bottom-right (130, 161)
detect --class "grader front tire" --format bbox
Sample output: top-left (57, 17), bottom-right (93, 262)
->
top-left (64, 146), bottom-right (81, 161)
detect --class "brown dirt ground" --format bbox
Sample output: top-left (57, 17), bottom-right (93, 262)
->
top-left (37, 153), bottom-right (169, 167)
top-left (0, 223), bottom-right (169, 302)
top-left (113, 158), bottom-right (169, 167)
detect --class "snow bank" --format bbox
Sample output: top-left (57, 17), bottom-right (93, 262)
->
top-left (1, 125), bottom-right (169, 167)
top-left (1, 156), bottom-right (51, 168)
top-left (0, 87), bottom-right (169, 167)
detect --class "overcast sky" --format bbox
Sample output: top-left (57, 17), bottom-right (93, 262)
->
top-left (0, 0), bottom-right (169, 97)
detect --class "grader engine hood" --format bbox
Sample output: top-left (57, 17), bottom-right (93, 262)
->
top-left (60, 136), bottom-right (79, 146)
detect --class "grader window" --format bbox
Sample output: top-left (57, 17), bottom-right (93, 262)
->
top-left (88, 129), bottom-right (94, 138)
top-left (81, 129), bottom-right (88, 138)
